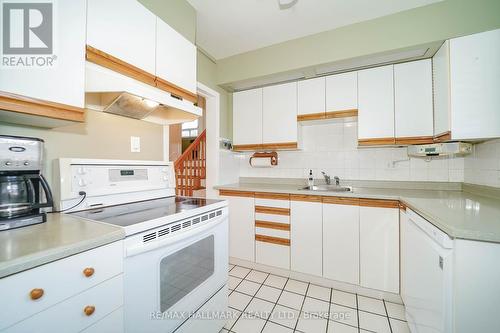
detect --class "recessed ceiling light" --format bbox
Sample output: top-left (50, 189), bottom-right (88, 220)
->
top-left (278, 0), bottom-right (298, 10)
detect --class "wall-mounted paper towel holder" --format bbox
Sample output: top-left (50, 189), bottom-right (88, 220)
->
top-left (249, 152), bottom-right (278, 167)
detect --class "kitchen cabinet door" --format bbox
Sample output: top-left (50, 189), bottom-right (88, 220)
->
top-left (360, 205), bottom-right (399, 293)
top-left (432, 41), bottom-right (451, 139)
top-left (0, 0), bottom-right (86, 108)
top-left (156, 18), bottom-right (197, 94)
top-left (325, 72), bottom-right (358, 114)
top-left (394, 60), bottom-right (433, 141)
top-left (87, 0), bottom-right (156, 74)
top-left (290, 198), bottom-right (322, 276)
top-left (323, 202), bottom-right (359, 285)
top-left (298, 77), bottom-right (325, 117)
top-left (233, 88), bottom-right (263, 146)
top-left (358, 65), bottom-right (395, 144)
top-left (450, 28), bottom-right (500, 140)
top-left (220, 195), bottom-right (255, 262)
top-left (263, 82), bottom-right (298, 144)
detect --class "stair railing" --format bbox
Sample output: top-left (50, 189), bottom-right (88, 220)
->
top-left (174, 129), bottom-right (206, 196)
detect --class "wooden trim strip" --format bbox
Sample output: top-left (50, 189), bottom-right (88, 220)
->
top-left (359, 198), bottom-right (399, 208)
top-left (358, 138), bottom-right (396, 146)
top-left (290, 194), bottom-right (322, 202)
top-left (395, 136), bottom-right (434, 145)
top-left (86, 45), bottom-right (197, 104)
top-left (322, 196), bottom-right (360, 206)
top-left (255, 234), bottom-right (290, 246)
top-left (255, 206), bottom-right (290, 216)
top-left (0, 91), bottom-right (85, 122)
top-left (297, 112), bottom-right (326, 122)
top-left (86, 45), bottom-right (156, 86)
top-left (434, 131), bottom-right (451, 143)
top-left (255, 192), bottom-right (290, 200)
top-left (255, 220), bottom-right (290, 231)
top-left (399, 202), bottom-right (407, 211)
top-left (219, 189), bottom-right (255, 198)
top-left (325, 109), bottom-right (358, 119)
top-left (233, 142), bottom-right (298, 151)
top-left (155, 77), bottom-right (197, 104)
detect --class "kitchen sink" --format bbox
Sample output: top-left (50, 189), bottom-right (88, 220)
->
top-left (299, 185), bottom-right (353, 192)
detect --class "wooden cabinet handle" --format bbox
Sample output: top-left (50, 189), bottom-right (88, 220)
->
top-left (83, 267), bottom-right (95, 277)
top-left (84, 305), bottom-right (95, 316)
top-left (30, 288), bottom-right (44, 300)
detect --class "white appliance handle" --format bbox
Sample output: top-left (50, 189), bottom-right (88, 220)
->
top-left (125, 216), bottom-right (226, 257)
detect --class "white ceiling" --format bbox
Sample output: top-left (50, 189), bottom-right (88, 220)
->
top-left (187, 0), bottom-right (441, 60)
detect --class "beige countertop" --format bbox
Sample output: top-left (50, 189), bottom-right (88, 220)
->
top-left (215, 182), bottom-right (500, 243)
top-left (0, 214), bottom-right (125, 278)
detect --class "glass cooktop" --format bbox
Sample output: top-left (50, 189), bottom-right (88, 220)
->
top-left (69, 196), bottom-right (222, 227)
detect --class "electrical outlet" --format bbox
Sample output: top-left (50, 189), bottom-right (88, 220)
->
top-left (130, 136), bottom-right (141, 153)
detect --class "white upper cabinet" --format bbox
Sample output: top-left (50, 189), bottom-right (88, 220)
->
top-left (433, 41), bottom-right (451, 138)
top-left (233, 88), bottom-right (263, 146)
top-left (87, 0), bottom-right (156, 74)
top-left (0, 0), bottom-right (86, 108)
top-left (449, 29), bottom-right (500, 140)
top-left (297, 77), bottom-right (325, 116)
top-left (291, 199), bottom-right (322, 276)
top-left (263, 82), bottom-right (298, 144)
top-left (394, 59), bottom-right (433, 139)
top-left (325, 72), bottom-right (358, 113)
top-left (156, 18), bottom-right (197, 94)
top-left (433, 28), bottom-right (500, 141)
top-left (357, 65), bottom-right (395, 142)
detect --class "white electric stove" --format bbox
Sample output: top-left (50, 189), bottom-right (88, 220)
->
top-left (54, 158), bottom-right (228, 333)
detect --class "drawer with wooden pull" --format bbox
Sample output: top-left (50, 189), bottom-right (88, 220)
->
top-left (0, 240), bottom-right (123, 330)
top-left (2, 274), bottom-right (123, 333)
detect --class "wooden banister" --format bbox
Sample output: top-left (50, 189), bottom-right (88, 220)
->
top-left (174, 130), bottom-right (206, 196)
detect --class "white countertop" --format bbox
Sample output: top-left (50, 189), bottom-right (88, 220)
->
top-left (215, 182), bottom-right (500, 243)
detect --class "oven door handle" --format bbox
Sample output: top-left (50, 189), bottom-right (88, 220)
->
top-left (125, 215), bottom-right (227, 258)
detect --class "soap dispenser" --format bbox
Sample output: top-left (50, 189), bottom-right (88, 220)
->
top-left (308, 169), bottom-right (314, 187)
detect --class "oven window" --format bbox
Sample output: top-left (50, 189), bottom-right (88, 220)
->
top-left (159, 235), bottom-right (215, 312)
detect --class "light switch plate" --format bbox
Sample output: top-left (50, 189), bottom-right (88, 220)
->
top-left (130, 136), bottom-right (141, 152)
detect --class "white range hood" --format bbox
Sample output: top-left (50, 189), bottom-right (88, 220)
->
top-left (85, 62), bottom-right (201, 125)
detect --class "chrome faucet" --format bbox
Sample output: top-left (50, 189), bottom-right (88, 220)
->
top-left (334, 176), bottom-right (340, 186)
top-left (321, 171), bottom-right (331, 185)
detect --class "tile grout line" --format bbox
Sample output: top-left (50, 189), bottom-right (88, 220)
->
top-left (262, 275), bottom-right (290, 332)
top-left (383, 300), bottom-right (394, 333)
top-left (356, 293), bottom-right (361, 333)
top-left (293, 282), bottom-right (310, 332)
top-left (325, 287), bottom-right (333, 333)
top-left (227, 266), bottom-right (253, 331)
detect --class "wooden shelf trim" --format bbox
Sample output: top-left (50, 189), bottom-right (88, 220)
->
top-left (233, 142), bottom-right (298, 151)
top-left (395, 136), bottom-right (434, 145)
top-left (255, 206), bottom-right (290, 216)
top-left (325, 109), bottom-right (358, 119)
top-left (0, 91), bottom-right (85, 122)
top-left (85, 45), bottom-right (197, 104)
top-left (399, 202), bottom-right (407, 211)
top-left (297, 112), bottom-right (325, 121)
top-left (359, 198), bottom-right (400, 209)
top-left (255, 234), bottom-right (290, 246)
top-left (322, 196), bottom-right (360, 206)
top-left (358, 138), bottom-right (397, 146)
top-left (434, 131), bottom-right (452, 143)
top-left (219, 189), bottom-right (255, 198)
top-left (255, 220), bottom-right (290, 231)
top-left (290, 194), bottom-right (322, 202)
top-left (255, 192), bottom-right (290, 200)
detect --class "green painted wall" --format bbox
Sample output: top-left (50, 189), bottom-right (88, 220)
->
top-left (139, 0), bottom-right (196, 43)
top-left (216, 0), bottom-right (500, 86)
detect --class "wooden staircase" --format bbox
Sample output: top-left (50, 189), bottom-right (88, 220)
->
top-left (174, 130), bottom-right (206, 196)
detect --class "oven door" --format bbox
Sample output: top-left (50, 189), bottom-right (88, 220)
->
top-left (123, 210), bottom-right (228, 333)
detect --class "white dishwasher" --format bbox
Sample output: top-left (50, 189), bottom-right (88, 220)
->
top-left (401, 208), bottom-right (454, 333)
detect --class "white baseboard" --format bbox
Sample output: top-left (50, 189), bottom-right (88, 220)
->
top-left (229, 257), bottom-right (403, 304)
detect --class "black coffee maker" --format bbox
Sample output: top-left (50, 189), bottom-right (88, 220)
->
top-left (0, 135), bottom-right (53, 230)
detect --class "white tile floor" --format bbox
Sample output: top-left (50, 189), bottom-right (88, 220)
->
top-left (223, 264), bottom-right (410, 333)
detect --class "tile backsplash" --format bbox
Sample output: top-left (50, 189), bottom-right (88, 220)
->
top-left (464, 139), bottom-right (500, 188)
top-left (238, 121), bottom-right (466, 183)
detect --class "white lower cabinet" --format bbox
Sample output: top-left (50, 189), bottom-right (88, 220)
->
top-left (220, 192), bottom-right (255, 262)
top-left (359, 204), bottom-right (400, 293)
top-left (82, 307), bottom-right (124, 333)
top-left (290, 197), bottom-right (323, 276)
top-left (255, 241), bottom-right (290, 270)
top-left (322, 199), bottom-right (360, 285)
